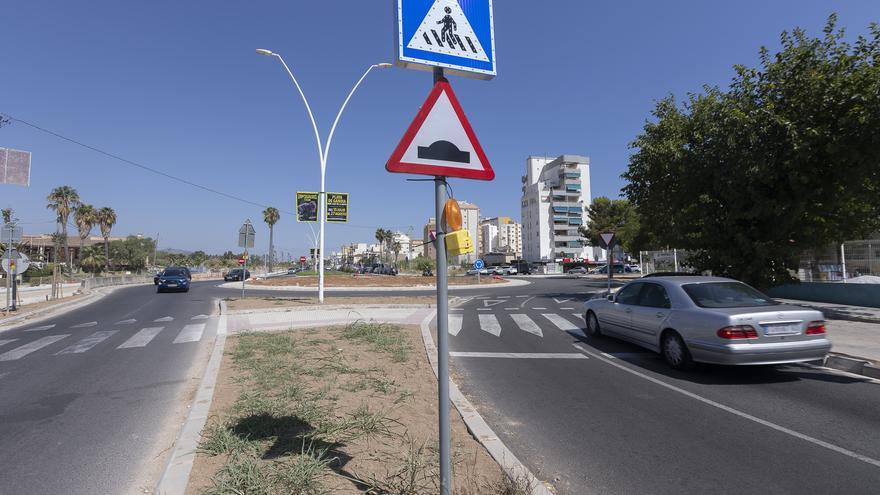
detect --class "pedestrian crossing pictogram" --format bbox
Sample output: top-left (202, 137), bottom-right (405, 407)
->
top-left (406, 1), bottom-right (490, 63)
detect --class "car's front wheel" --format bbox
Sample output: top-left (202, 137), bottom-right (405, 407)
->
top-left (585, 311), bottom-right (601, 337)
top-left (661, 331), bottom-right (694, 370)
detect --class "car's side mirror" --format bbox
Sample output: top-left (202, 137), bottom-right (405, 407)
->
top-left (606, 294), bottom-right (615, 302)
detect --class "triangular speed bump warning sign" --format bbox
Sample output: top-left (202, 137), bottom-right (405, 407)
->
top-left (386, 78), bottom-right (494, 181)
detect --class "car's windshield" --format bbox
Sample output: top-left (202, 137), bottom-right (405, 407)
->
top-left (163, 269), bottom-right (184, 277)
top-left (682, 282), bottom-right (778, 308)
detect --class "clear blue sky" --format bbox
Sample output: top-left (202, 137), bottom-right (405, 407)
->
top-left (2, 1), bottom-right (877, 257)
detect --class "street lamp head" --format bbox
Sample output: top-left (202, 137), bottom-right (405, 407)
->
top-left (376, 63), bottom-right (393, 69)
top-left (255, 48), bottom-right (275, 56)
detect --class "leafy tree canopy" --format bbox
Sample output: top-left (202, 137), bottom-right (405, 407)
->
top-left (578, 197), bottom-right (647, 254)
top-left (623, 15), bottom-right (880, 288)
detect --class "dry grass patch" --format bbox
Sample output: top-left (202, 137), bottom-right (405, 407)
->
top-left (187, 323), bottom-right (534, 495)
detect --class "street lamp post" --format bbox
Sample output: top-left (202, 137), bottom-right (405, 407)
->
top-left (257, 49), bottom-right (390, 303)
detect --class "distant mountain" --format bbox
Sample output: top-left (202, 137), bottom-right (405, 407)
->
top-left (160, 248), bottom-right (193, 255)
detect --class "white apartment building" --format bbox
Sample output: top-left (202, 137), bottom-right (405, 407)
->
top-left (479, 216), bottom-right (522, 257)
top-left (520, 155), bottom-right (593, 262)
top-left (456, 201), bottom-right (480, 265)
top-left (390, 232), bottom-right (413, 261)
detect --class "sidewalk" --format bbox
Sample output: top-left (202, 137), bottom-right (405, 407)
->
top-left (0, 283), bottom-right (81, 307)
top-left (225, 304), bottom-right (435, 334)
top-left (779, 298), bottom-right (880, 369)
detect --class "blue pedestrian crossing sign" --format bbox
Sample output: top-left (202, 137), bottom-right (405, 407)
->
top-left (395, 0), bottom-right (496, 80)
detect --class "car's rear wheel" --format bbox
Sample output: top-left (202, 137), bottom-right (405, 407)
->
top-left (661, 331), bottom-right (694, 370)
top-left (585, 311), bottom-right (601, 337)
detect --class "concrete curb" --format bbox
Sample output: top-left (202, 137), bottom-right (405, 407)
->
top-left (418, 311), bottom-right (554, 495)
top-left (224, 303), bottom-right (436, 316)
top-left (0, 285), bottom-right (120, 333)
top-left (819, 353), bottom-right (880, 381)
top-left (216, 278), bottom-right (531, 292)
top-left (154, 300), bottom-right (229, 495)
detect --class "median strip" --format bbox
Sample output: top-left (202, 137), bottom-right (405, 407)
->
top-left (450, 352), bottom-right (588, 359)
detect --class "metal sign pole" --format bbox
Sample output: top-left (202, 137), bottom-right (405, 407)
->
top-left (4, 234), bottom-right (11, 315)
top-left (434, 174), bottom-right (451, 495)
top-left (607, 243), bottom-right (612, 295)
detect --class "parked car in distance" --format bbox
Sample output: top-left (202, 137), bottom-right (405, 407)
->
top-left (156, 268), bottom-right (190, 293)
top-left (567, 266), bottom-right (589, 275)
top-left (287, 267), bottom-right (298, 275)
top-left (582, 276), bottom-right (831, 370)
top-left (466, 268), bottom-right (489, 276)
top-left (224, 268), bottom-right (251, 282)
top-left (642, 272), bottom-right (698, 278)
top-left (590, 264), bottom-right (632, 274)
top-left (501, 266), bottom-right (517, 275)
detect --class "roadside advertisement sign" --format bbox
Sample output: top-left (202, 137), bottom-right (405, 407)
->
top-left (0, 148), bottom-right (32, 187)
top-left (296, 192), bottom-right (319, 222)
top-left (325, 192), bottom-right (349, 223)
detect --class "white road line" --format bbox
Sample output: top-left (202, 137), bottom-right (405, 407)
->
top-left (571, 343), bottom-right (880, 469)
top-left (154, 316), bottom-right (174, 322)
top-left (56, 330), bottom-right (118, 355)
top-left (478, 314), bottom-right (502, 336)
top-left (118, 327), bottom-right (164, 349)
top-left (510, 314), bottom-right (543, 337)
top-left (560, 307), bottom-right (575, 310)
top-left (191, 314), bottom-right (210, 320)
top-left (553, 298), bottom-right (572, 304)
top-left (515, 295), bottom-right (529, 298)
top-left (543, 313), bottom-right (585, 337)
top-left (173, 323), bottom-right (206, 343)
top-left (450, 308), bottom-right (464, 312)
top-left (532, 307), bottom-right (547, 310)
top-left (24, 324), bottom-right (55, 332)
top-left (497, 296), bottom-right (510, 299)
top-left (482, 300), bottom-right (506, 307)
top-left (450, 352), bottom-right (588, 359)
top-left (477, 308), bottom-right (491, 311)
top-left (71, 321), bottom-right (98, 328)
top-left (115, 319), bottom-right (137, 325)
top-left (0, 339), bottom-right (18, 348)
top-left (504, 307), bottom-right (518, 310)
top-left (0, 335), bottom-right (70, 361)
top-left (572, 313), bottom-right (582, 320)
top-left (448, 315), bottom-right (463, 336)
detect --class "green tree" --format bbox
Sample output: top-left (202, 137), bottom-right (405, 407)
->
top-left (80, 245), bottom-right (105, 274)
top-left (1, 208), bottom-right (12, 224)
top-left (578, 197), bottom-right (645, 254)
top-left (74, 204), bottom-right (96, 268)
top-left (189, 250), bottom-right (208, 267)
top-left (109, 236), bottom-right (156, 271)
top-left (46, 185), bottom-right (81, 269)
top-left (375, 228), bottom-right (386, 262)
top-left (413, 255), bottom-right (434, 273)
top-left (262, 207), bottom-right (280, 271)
top-left (96, 207), bottom-right (117, 271)
top-left (623, 15), bottom-right (880, 288)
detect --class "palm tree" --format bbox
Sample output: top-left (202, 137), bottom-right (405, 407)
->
top-left (96, 207), bottom-right (117, 272)
top-left (375, 228), bottom-right (386, 263)
top-left (79, 245), bottom-right (105, 274)
top-left (392, 240), bottom-right (402, 264)
top-left (262, 207), bottom-right (280, 271)
top-left (74, 204), bottom-right (96, 268)
top-left (46, 186), bottom-right (81, 269)
top-left (1, 208), bottom-right (12, 224)
top-left (384, 229), bottom-right (395, 263)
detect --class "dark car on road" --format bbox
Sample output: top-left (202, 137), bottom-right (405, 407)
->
top-left (156, 268), bottom-right (190, 293)
top-left (224, 268), bottom-right (251, 282)
top-left (156, 266), bottom-right (191, 284)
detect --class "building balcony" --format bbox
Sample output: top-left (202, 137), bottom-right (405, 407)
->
top-left (567, 218), bottom-right (583, 226)
top-left (553, 234), bottom-right (582, 242)
top-left (563, 171), bottom-right (581, 179)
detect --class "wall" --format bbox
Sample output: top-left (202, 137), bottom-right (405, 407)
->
top-left (767, 282), bottom-right (880, 309)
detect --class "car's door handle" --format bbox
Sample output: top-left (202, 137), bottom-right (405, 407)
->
top-left (656, 312), bottom-right (666, 318)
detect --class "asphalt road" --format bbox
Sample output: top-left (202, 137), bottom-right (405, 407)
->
top-left (443, 277), bottom-right (880, 494)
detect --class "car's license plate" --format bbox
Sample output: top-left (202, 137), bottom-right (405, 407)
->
top-left (764, 324), bottom-right (800, 335)
top-left (167, 282), bottom-right (177, 287)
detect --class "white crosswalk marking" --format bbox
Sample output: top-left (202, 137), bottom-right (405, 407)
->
top-left (191, 314), bottom-right (210, 320)
top-left (510, 314), bottom-right (543, 337)
top-left (173, 324), bottom-right (205, 343)
top-left (0, 335), bottom-right (70, 361)
top-left (543, 313), bottom-right (582, 333)
top-left (115, 319), bottom-right (137, 325)
top-left (56, 331), bottom-right (118, 355)
top-left (0, 339), bottom-right (18, 348)
top-left (572, 313), bottom-right (583, 320)
top-left (72, 321), bottom-right (98, 328)
top-left (478, 314), bottom-right (501, 336)
top-left (118, 327), bottom-right (164, 349)
top-left (448, 315), bottom-right (463, 336)
top-left (25, 324), bottom-right (55, 332)
top-left (154, 316), bottom-right (174, 322)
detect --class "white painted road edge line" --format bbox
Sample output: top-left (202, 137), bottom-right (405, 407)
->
top-left (571, 343), bottom-right (880, 469)
top-left (451, 352), bottom-right (588, 359)
top-left (420, 312), bottom-right (554, 495)
top-left (798, 362), bottom-right (880, 385)
top-left (155, 299), bottom-right (227, 495)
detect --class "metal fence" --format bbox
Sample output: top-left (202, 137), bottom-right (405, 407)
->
top-left (798, 240), bottom-right (880, 282)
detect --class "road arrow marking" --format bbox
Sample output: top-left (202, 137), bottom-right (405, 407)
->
top-left (71, 321), bottom-right (98, 328)
top-left (553, 298), bottom-right (572, 304)
top-left (115, 319), bottom-right (137, 325)
top-left (154, 316), bottom-right (174, 322)
top-left (482, 299), bottom-right (505, 307)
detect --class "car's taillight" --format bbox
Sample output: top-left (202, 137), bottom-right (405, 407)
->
top-left (805, 321), bottom-right (826, 335)
top-left (717, 325), bottom-right (758, 339)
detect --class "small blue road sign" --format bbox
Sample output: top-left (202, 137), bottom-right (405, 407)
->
top-left (395, 0), bottom-right (496, 80)
top-left (474, 259), bottom-right (485, 270)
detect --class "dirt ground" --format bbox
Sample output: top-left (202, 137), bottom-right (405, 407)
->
top-left (225, 296), bottom-right (437, 312)
top-left (249, 274), bottom-right (507, 288)
top-left (187, 324), bottom-right (519, 494)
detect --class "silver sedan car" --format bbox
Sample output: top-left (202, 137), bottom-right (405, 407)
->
top-left (582, 276), bottom-right (832, 369)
